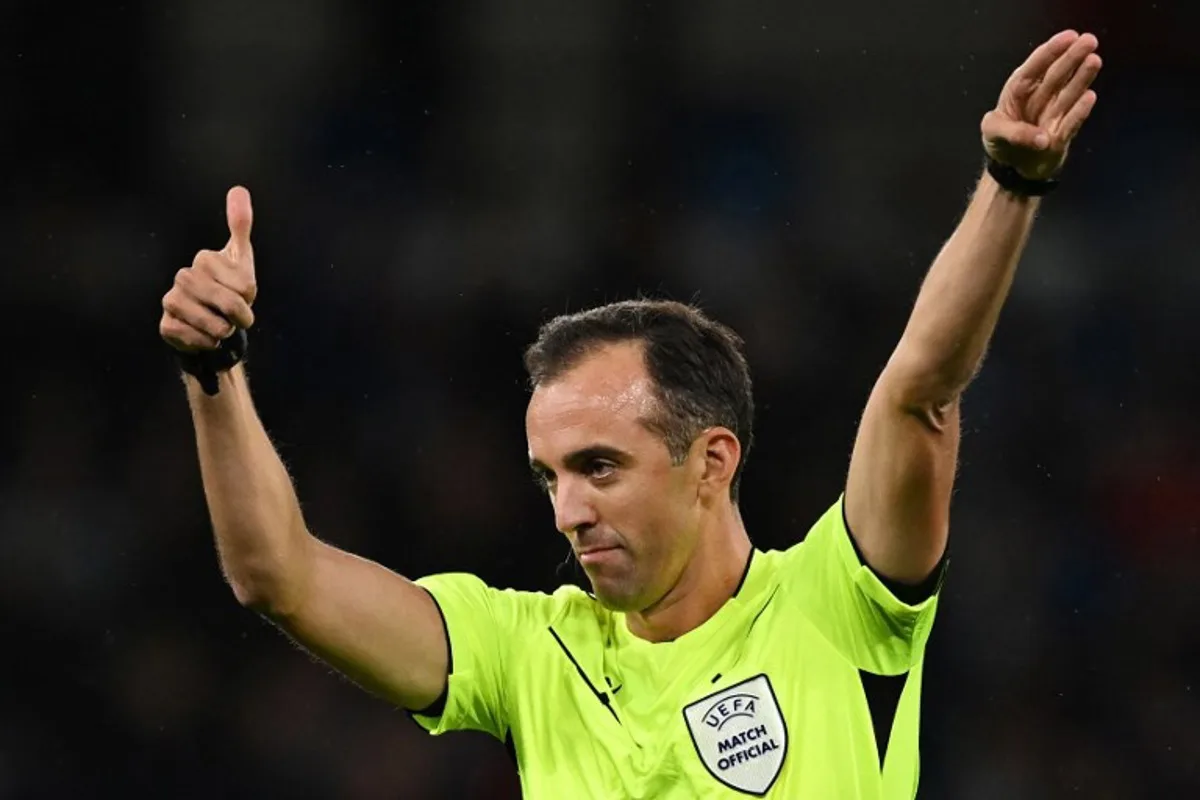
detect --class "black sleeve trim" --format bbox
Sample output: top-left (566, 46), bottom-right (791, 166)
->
top-left (842, 496), bottom-right (947, 606)
top-left (408, 586), bottom-right (451, 717)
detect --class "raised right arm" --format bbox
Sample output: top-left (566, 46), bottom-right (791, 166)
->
top-left (162, 188), bottom-right (448, 712)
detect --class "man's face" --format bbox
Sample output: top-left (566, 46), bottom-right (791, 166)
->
top-left (526, 342), bottom-right (703, 612)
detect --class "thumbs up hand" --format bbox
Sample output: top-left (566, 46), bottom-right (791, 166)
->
top-left (160, 187), bottom-right (259, 352)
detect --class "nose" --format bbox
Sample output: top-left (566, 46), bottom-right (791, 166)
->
top-left (552, 477), bottom-right (598, 536)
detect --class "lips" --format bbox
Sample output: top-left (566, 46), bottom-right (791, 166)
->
top-left (577, 544), bottom-right (619, 556)
top-left (576, 545), bottom-right (622, 565)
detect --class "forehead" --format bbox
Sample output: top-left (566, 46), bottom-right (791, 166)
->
top-left (526, 343), bottom-right (659, 455)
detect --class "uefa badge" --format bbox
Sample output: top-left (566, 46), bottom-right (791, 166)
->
top-left (683, 674), bottom-right (788, 795)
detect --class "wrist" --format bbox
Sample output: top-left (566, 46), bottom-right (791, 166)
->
top-left (175, 328), bottom-right (249, 396)
top-left (983, 155), bottom-right (1059, 197)
top-left (184, 360), bottom-right (246, 392)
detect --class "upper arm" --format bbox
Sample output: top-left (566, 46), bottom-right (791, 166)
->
top-left (844, 363), bottom-right (958, 586)
top-left (266, 536), bottom-right (450, 714)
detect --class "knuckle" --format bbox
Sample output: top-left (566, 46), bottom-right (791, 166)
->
top-left (225, 275), bottom-right (255, 302)
top-left (185, 332), bottom-right (212, 350)
top-left (210, 304), bottom-right (235, 329)
top-left (160, 317), bottom-right (188, 344)
top-left (208, 289), bottom-right (233, 315)
top-left (162, 291), bottom-right (183, 315)
top-left (223, 299), bottom-right (245, 323)
top-left (192, 249), bottom-right (230, 277)
top-left (221, 296), bottom-right (247, 326)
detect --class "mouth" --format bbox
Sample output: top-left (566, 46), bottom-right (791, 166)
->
top-left (576, 545), bottom-right (623, 567)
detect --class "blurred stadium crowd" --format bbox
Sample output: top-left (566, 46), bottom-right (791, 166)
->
top-left (2, 1), bottom-right (1197, 797)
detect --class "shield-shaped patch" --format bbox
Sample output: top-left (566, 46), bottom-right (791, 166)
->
top-left (683, 673), bottom-right (788, 795)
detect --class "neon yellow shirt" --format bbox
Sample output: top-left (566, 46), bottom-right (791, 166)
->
top-left (413, 497), bottom-right (942, 798)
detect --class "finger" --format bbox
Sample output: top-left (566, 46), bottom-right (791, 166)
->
top-left (1006, 29), bottom-right (1079, 96)
top-left (164, 276), bottom-right (238, 341)
top-left (982, 110), bottom-right (1049, 151)
top-left (178, 264), bottom-right (255, 329)
top-left (224, 186), bottom-right (254, 264)
top-left (160, 313), bottom-right (220, 352)
top-left (192, 249), bottom-right (258, 304)
top-left (1028, 33), bottom-right (1099, 121)
top-left (199, 280), bottom-right (255, 329)
top-left (1045, 53), bottom-right (1102, 128)
top-left (1059, 90), bottom-right (1097, 142)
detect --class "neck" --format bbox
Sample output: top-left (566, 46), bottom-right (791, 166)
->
top-left (626, 503), bottom-right (752, 643)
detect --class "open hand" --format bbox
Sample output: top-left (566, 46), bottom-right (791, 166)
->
top-left (160, 187), bottom-right (258, 352)
top-left (982, 30), bottom-right (1102, 181)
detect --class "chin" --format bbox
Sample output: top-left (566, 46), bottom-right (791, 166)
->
top-left (588, 579), bottom-right (643, 612)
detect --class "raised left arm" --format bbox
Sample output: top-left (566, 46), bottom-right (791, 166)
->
top-left (845, 30), bottom-right (1102, 585)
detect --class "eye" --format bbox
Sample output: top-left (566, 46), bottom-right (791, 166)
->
top-left (585, 460), bottom-right (617, 482)
top-left (531, 468), bottom-right (555, 491)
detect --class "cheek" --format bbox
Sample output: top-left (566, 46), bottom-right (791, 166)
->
top-left (613, 471), bottom-right (694, 551)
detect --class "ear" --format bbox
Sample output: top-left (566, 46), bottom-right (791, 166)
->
top-left (694, 427), bottom-right (741, 504)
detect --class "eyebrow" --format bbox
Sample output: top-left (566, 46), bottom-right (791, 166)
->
top-left (529, 444), bottom-right (630, 477)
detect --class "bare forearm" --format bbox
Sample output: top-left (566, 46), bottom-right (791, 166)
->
top-left (889, 171), bottom-right (1039, 404)
top-left (187, 365), bottom-right (310, 611)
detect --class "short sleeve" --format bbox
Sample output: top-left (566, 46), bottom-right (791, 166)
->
top-left (409, 572), bottom-right (544, 741)
top-left (781, 496), bottom-right (944, 675)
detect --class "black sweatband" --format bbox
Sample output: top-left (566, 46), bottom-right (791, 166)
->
top-left (174, 328), bottom-right (248, 396)
top-left (985, 155), bottom-right (1059, 197)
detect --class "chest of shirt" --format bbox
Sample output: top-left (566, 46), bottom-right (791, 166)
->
top-left (507, 600), bottom-right (884, 798)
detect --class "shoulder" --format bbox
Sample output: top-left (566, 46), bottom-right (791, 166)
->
top-left (545, 582), bottom-right (608, 629)
top-left (508, 581), bottom-right (604, 630)
top-left (416, 572), bottom-right (604, 631)
top-left (771, 496), bottom-right (855, 570)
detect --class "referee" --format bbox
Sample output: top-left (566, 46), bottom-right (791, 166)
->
top-left (160, 30), bottom-right (1100, 799)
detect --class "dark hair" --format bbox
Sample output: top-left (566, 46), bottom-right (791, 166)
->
top-left (523, 299), bottom-right (755, 502)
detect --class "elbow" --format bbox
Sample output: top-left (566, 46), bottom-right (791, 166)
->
top-left (228, 576), bottom-right (274, 613)
top-left (906, 396), bottom-right (958, 436)
top-left (223, 540), bottom-right (313, 617)
top-left (224, 563), bottom-right (282, 613)
top-left (880, 347), bottom-right (970, 425)
top-left (230, 584), bottom-right (267, 612)
top-left (228, 572), bottom-right (309, 618)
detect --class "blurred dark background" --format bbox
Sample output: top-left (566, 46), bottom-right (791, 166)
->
top-left (3, 1), bottom-right (1197, 798)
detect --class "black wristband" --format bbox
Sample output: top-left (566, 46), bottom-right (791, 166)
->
top-left (174, 328), bottom-right (248, 396)
top-left (985, 155), bottom-right (1059, 197)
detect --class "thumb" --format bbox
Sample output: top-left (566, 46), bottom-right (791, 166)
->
top-left (224, 185), bottom-right (254, 263)
top-left (981, 111), bottom-right (1050, 151)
